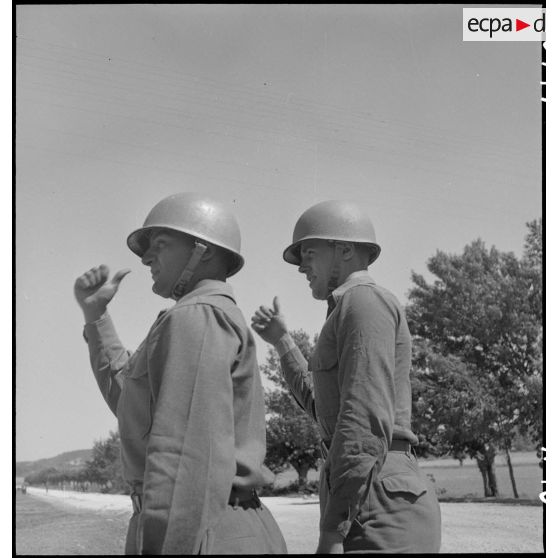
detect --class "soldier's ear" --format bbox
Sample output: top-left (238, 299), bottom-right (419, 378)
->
top-left (200, 243), bottom-right (217, 261)
top-left (340, 242), bottom-right (356, 261)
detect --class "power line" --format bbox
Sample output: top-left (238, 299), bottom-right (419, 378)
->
top-left (17, 36), bottom-right (538, 161)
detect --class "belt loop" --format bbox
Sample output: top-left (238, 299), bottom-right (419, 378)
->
top-left (249, 489), bottom-right (261, 509)
top-left (131, 491), bottom-right (142, 514)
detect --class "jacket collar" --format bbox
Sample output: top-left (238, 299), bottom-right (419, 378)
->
top-left (330, 270), bottom-right (375, 304)
top-left (176, 278), bottom-right (236, 304)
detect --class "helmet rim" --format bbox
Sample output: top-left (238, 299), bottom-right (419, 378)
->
top-left (283, 236), bottom-right (381, 266)
top-left (127, 193), bottom-right (245, 277)
top-left (282, 200), bottom-right (381, 266)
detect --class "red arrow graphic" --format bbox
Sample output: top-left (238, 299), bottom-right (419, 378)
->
top-left (516, 19), bottom-right (530, 31)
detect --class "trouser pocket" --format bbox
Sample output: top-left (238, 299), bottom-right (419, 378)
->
top-left (346, 452), bottom-right (440, 553)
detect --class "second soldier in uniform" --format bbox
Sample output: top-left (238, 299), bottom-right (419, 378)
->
top-left (252, 200), bottom-right (441, 554)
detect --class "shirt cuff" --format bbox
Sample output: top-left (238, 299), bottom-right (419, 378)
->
top-left (82, 312), bottom-right (112, 342)
top-left (275, 333), bottom-right (297, 358)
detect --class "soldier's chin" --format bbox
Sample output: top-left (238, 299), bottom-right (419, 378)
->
top-left (152, 280), bottom-right (171, 299)
top-left (310, 286), bottom-right (327, 301)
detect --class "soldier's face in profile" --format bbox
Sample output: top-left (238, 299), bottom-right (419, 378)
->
top-left (298, 239), bottom-right (335, 300)
top-left (141, 229), bottom-right (194, 298)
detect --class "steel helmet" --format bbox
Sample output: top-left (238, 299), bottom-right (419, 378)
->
top-left (127, 192), bottom-right (244, 277)
top-left (283, 200), bottom-right (381, 266)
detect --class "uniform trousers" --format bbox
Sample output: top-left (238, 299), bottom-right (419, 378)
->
top-left (320, 449), bottom-right (442, 554)
top-left (124, 493), bottom-right (287, 555)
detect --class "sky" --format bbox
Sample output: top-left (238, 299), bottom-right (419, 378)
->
top-left (15, 4), bottom-right (544, 463)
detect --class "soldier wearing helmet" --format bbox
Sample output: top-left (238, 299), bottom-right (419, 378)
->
top-left (252, 200), bottom-right (441, 554)
top-left (74, 193), bottom-right (286, 555)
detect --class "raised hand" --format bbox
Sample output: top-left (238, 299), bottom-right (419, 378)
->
top-left (74, 264), bottom-right (130, 323)
top-left (250, 296), bottom-right (288, 345)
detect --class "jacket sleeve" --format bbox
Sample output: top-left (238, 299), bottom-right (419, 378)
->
top-left (276, 335), bottom-right (317, 420)
top-left (321, 287), bottom-right (396, 536)
top-left (139, 303), bottom-right (238, 555)
top-left (83, 313), bottom-right (129, 416)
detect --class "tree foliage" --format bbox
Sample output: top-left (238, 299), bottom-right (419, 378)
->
top-left (261, 330), bottom-right (322, 487)
top-left (407, 220), bottom-right (542, 496)
top-left (25, 466), bottom-right (66, 486)
top-left (518, 219), bottom-right (543, 449)
top-left (411, 338), bottom-right (497, 457)
top-left (24, 432), bottom-right (127, 494)
top-left (85, 430), bottom-right (127, 493)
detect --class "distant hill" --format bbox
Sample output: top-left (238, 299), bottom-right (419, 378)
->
top-left (16, 448), bottom-right (92, 478)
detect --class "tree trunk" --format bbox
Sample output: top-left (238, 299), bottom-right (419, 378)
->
top-left (486, 459), bottom-right (499, 497)
top-left (475, 443), bottom-right (499, 497)
top-left (504, 447), bottom-right (519, 498)
top-left (294, 463), bottom-right (310, 489)
top-left (485, 444), bottom-right (499, 497)
top-left (475, 456), bottom-right (490, 496)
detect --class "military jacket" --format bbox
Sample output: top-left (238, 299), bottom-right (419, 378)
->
top-left (276, 271), bottom-right (418, 536)
top-left (83, 280), bottom-right (269, 554)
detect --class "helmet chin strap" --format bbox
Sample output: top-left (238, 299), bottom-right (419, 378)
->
top-left (172, 240), bottom-right (208, 300)
top-left (326, 242), bottom-right (345, 295)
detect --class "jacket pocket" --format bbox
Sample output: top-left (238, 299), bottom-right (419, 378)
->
top-left (117, 354), bottom-right (153, 439)
top-left (310, 349), bottom-right (339, 424)
top-left (378, 452), bottom-right (428, 502)
top-left (381, 472), bottom-right (427, 499)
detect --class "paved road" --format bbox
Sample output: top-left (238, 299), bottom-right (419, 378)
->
top-left (16, 488), bottom-right (544, 554)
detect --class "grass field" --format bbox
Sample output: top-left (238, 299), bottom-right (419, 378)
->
top-left (422, 462), bottom-right (542, 501)
top-left (273, 450), bottom-right (544, 502)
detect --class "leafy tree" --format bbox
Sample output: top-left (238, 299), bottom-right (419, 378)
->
top-left (85, 430), bottom-right (127, 494)
top-left (261, 329), bottom-right (322, 488)
top-left (407, 221), bottom-right (542, 498)
top-left (517, 219), bottom-right (543, 452)
top-left (523, 218), bottom-right (542, 266)
top-left (25, 466), bottom-right (62, 487)
top-left (411, 339), bottom-right (500, 495)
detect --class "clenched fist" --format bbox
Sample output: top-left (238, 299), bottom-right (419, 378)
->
top-left (250, 296), bottom-right (289, 346)
top-left (74, 264), bottom-right (130, 323)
